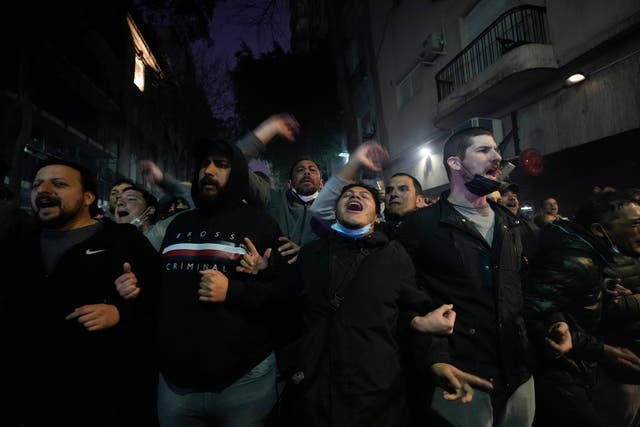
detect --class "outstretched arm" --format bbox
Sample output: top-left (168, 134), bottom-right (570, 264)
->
top-left (237, 113), bottom-right (300, 207)
top-left (139, 160), bottom-right (194, 208)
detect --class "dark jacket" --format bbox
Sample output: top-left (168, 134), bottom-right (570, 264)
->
top-left (157, 140), bottom-right (287, 390)
top-left (524, 220), bottom-right (614, 387)
top-left (281, 230), bottom-right (433, 427)
top-left (8, 220), bottom-right (160, 427)
top-left (396, 197), bottom-right (533, 401)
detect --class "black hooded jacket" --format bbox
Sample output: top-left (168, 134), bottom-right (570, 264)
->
top-left (157, 140), bottom-right (287, 390)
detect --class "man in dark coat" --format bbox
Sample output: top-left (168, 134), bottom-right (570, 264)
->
top-left (396, 126), bottom-right (535, 426)
top-left (525, 191), bottom-right (640, 427)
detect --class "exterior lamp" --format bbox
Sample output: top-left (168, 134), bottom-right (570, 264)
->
top-left (565, 73), bottom-right (586, 85)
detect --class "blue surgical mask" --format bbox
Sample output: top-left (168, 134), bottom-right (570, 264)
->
top-left (331, 222), bottom-right (373, 239)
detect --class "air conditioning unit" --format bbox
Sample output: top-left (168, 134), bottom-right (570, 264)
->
top-left (453, 117), bottom-right (504, 143)
top-left (419, 32), bottom-right (446, 63)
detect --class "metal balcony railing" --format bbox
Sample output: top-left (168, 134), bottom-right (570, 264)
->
top-left (435, 6), bottom-right (549, 101)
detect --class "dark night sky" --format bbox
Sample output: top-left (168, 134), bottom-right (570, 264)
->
top-left (210, 1), bottom-right (291, 65)
top-left (189, 1), bottom-right (290, 124)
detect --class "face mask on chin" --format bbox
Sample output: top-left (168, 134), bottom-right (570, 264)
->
top-left (465, 174), bottom-right (502, 196)
top-left (459, 163), bottom-right (502, 196)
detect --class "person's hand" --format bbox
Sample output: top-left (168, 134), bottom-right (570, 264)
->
top-left (272, 113), bottom-right (299, 141)
top-left (603, 344), bottom-right (640, 374)
top-left (604, 277), bottom-right (632, 303)
top-left (605, 255), bottom-right (640, 291)
top-left (431, 362), bottom-right (493, 403)
top-left (66, 304), bottom-right (120, 331)
top-left (139, 160), bottom-right (164, 185)
top-left (411, 304), bottom-right (455, 334)
top-left (277, 236), bottom-right (301, 264)
top-left (254, 113), bottom-right (300, 145)
top-left (236, 237), bottom-right (272, 275)
top-left (115, 262), bottom-right (140, 300)
top-left (353, 141), bottom-right (389, 172)
top-left (198, 269), bottom-right (229, 302)
top-left (545, 321), bottom-right (572, 359)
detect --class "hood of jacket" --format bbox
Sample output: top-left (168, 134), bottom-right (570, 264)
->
top-left (190, 139), bottom-right (252, 211)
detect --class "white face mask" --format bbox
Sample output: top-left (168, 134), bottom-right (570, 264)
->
top-left (129, 207), bottom-right (152, 229)
top-left (291, 188), bottom-right (319, 203)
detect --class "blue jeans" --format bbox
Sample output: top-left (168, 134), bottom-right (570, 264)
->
top-left (431, 376), bottom-right (535, 427)
top-left (157, 352), bottom-right (277, 427)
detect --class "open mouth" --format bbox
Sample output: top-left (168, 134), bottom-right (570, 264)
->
top-left (346, 201), bottom-right (363, 211)
top-left (35, 197), bottom-right (59, 208)
top-left (484, 166), bottom-right (499, 177)
top-left (116, 210), bottom-right (130, 218)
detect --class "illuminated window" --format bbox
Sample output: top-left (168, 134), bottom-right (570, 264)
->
top-left (127, 14), bottom-right (163, 92)
top-left (134, 55), bottom-right (145, 92)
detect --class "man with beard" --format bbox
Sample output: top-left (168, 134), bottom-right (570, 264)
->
top-left (395, 126), bottom-right (540, 426)
top-left (3, 159), bottom-right (160, 427)
top-left (237, 113), bottom-right (323, 263)
top-left (155, 138), bottom-right (288, 426)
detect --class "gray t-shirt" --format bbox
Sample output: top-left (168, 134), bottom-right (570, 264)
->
top-left (452, 204), bottom-right (496, 246)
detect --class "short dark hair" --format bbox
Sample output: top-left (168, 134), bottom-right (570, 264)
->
top-left (390, 172), bottom-right (423, 194)
top-left (499, 182), bottom-right (520, 196)
top-left (288, 156), bottom-right (320, 181)
top-left (575, 191), bottom-right (637, 230)
top-left (121, 185), bottom-right (160, 224)
top-left (112, 177), bottom-right (135, 189)
top-left (37, 159), bottom-right (99, 217)
top-left (338, 182), bottom-right (381, 215)
top-left (442, 127), bottom-right (494, 179)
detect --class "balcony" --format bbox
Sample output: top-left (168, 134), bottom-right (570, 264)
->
top-left (435, 6), bottom-right (558, 127)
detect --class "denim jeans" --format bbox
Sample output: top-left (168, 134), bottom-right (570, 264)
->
top-left (431, 376), bottom-right (535, 427)
top-left (157, 352), bottom-right (277, 427)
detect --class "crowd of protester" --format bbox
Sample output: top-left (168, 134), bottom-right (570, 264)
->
top-left (1, 114), bottom-right (639, 427)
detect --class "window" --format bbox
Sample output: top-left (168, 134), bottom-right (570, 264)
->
top-left (134, 55), bottom-right (145, 92)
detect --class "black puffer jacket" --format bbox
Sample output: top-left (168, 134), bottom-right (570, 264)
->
top-left (524, 220), bottom-right (614, 386)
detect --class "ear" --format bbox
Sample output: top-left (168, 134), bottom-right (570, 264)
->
top-left (590, 223), bottom-right (605, 238)
top-left (84, 191), bottom-right (96, 207)
top-left (446, 156), bottom-right (462, 171)
top-left (287, 180), bottom-right (293, 190)
top-left (148, 206), bottom-right (157, 216)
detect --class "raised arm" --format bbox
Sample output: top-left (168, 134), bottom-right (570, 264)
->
top-left (139, 160), bottom-right (194, 208)
top-left (236, 113), bottom-right (300, 208)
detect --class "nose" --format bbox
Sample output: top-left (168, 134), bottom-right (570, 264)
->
top-left (204, 162), bottom-right (219, 177)
top-left (35, 181), bottom-right (54, 194)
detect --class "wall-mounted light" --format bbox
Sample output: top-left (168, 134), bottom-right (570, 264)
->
top-left (419, 147), bottom-right (431, 158)
top-left (565, 73), bottom-right (586, 85)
